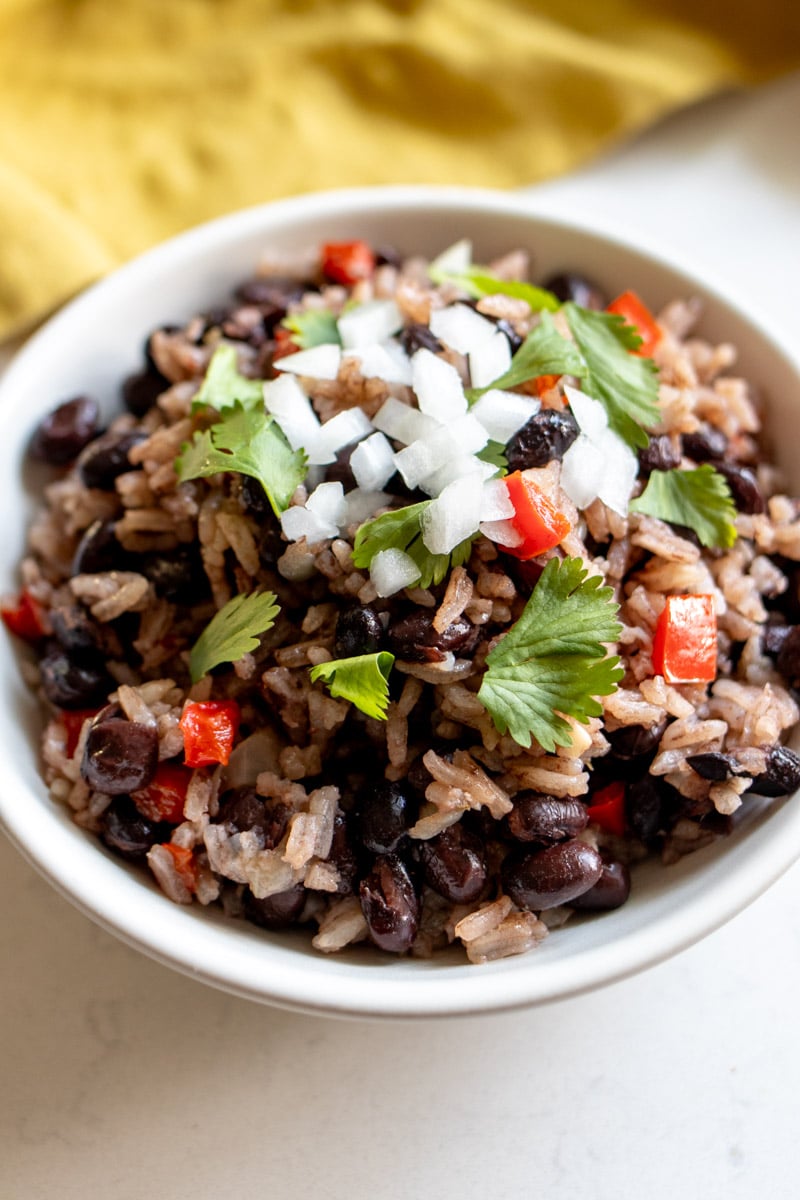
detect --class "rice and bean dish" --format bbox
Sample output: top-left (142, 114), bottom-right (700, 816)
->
top-left (7, 236), bottom-right (800, 965)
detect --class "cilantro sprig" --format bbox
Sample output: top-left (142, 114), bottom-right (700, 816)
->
top-left (466, 311), bottom-right (584, 402)
top-left (176, 402), bottom-right (307, 517)
top-left (352, 501), bottom-right (475, 590)
top-left (477, 557), bottom-right (623, 751)
top-left (193, 344), bottom-right (265, 413)
top-left (430, 262), bottom-right (560, 314)
top-left (189, 591), bottom-right (280, 683)
top-left (283, 309), bottom-right (342, 350)
top-left (309, 651), bottom-right (395, 720)
top-left (629, 464), bottom-right (738, 549)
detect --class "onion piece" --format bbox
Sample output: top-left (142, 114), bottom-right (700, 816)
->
top-left (429, 304), bottom-right (497, 355)
top-left (263, 374), bottom-right (321, 452)
top-left (306, 481), bottom-right (347, 528)
top-left (468, 330), bottom-right (512, 390)
top-left (480, 518), bottom-right (523, 548)
top-left (350, 431), bottom-right (396, 491)
top-left (308, 408), bottom-right (372, 465)
top-left (274, 344), bottom-right (341, 381)
top-left (595, 428), bottom-right (638, 515)
top-left (393, 415), bottom-right (487, 490)
top-left (469, 389), bottom-right (540, 443)
top-left (560, 434), bottom-right (605, 510)
top-left (479, 477), bottom-right (514, 521)
top-left (564, 384), bottom-right (607, 440)
top-left (343, 488), bottom-right (392, 527)
top-left (370, 548), bottom-right (421, 597)
top-left (420, 476), bottom-right (483, 555)
top-left (221, 728), bottom-right (283, 790)
top-left (280, 504), bottom-right (338, 543)
top-left (344, 343), bottom-right (413, 385)
top-left (338, 300), bottom-right (403, 349)
top-left (373, 396), bottom-right (439, 445)
top-left (411, 348), bottom-right (467, 422)
top-left (429, 239), bottom-right (472, 278)
top-left (419, 455), bottom-right (496, 498)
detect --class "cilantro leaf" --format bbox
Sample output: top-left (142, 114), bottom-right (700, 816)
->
top-left (477, 440), bottom-right (508, 474)
top-left (629, 464), bottom-right (738, 549)
top-left (283, 309), bottom-right (342, 350)
top-left (563, 303), bottom-right (660, 450)
top-left (477, 556), bottom-right (623, 751)
top-left (466, 311), bottom-right (584, 401)
top-left (430, 263), bottom-right (559, 313)
top-left (189, 591), bottom-right (280, 683)
top-left (309, 651), bottom-right (395, 721)
top-left (193, 344), bottom-right (265, 413)
top-left (352, 501), bottom-right (475, 590)
top-left (176, 402), bottom-right (306, 517)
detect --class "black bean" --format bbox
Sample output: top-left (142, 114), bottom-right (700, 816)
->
top-left (387, 611), bottom-right (474, 663)
top-left (141, 546), bottom-right (209, 604)
top-left (682, 427), bottom-right (728, 462)
top-left (81, 716), bottom-right (159, 794)
top-left (419, 824), bottom-right (487, 904)
top-left (122, 368), bottom-right (167, 418)
top-left (763, 620), bottom-right (792, 659)
top-left (502, 840), bottom-right (603, 910)
top-left (334, 605), bottom-right (384, 658)
top-left (237, 475), bottom-right (272, 520)
top-left (29, 396), bottom-right (101, 465)
top-left (495, 318), bottom-right (523, 354)
top-left (505, 409), bottom-right (579, 472)
top-left (244, 885), bottom-right (306, 929)
top-left (374, 245), bottom-right (403, 269)
top-left (400, 323), bottom-right (443, 357)
top-left (687, 751), bottom-right (744, 782)
top-left (71, 519), bottom-right (131, 576)
top-left (234, 276), bottom-right (308, 323)
top-left (100, 796), bottom-right (169, 862)
top-left (506, 793), bottom-right (589, 844)
top-left (606, 720), bottom-right (667, 760)
top-left (359, 854), bottom-right (420, 953)
top-left (624, 777), bottom-right (664, 846)
top-left (747, 745), bottom-right (800, 797)
top-left (542, 271), bottom-right (608, 310)
top-left (638, 435), bottom-right (681, 474)
top-left (78, 430), bottom-right (148, 490)
top-left (217, 788), bottom-right (291, 849)
top-left (569, 860), bottom-right (631, 911)
top-left (39, 647), bottom-right (112, 709)
top-left (221, 306), bottom-right (269, 346)
top-left (358, 780), bottom-right (417, 855)
top-left (776, 626), bottom-right (800, 684)
top-left (324, 812), bottom-right (359, 894)
top-left (49, 604), bottom-right (103, 658)
top-left (714, 463), bottom-right (765, 515)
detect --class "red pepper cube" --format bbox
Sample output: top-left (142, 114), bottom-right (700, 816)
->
top-left (532, 374), bottom-right (561, 397)
top-left (652, 594), bottom-right (718, 684)
top-left (179, 699), bottom-right (241, 768)
top-left (160, 843), bottom-right (197, 893)
top-left (132, 762), bottom-right (192, 825)
top-left (1, 589), bottom-right (45, 642)
top-left (504, 471), bottom-right (572, 560)
top-left (321, 240), bottom-right (376, 286)
top-left (607, 289), bottom-right (661, 358)
top-left (587, 781), bottom-right (626, 837)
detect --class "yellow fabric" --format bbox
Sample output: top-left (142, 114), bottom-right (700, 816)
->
top-left (1, 0), bottom-right (798, 338)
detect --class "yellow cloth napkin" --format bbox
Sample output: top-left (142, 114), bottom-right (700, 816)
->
top-left (1, 0), bottom-right (798, 339)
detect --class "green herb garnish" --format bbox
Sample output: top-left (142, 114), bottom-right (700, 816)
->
top-left (563, 303), bottom-right (660, 450)
top-left (352, 501), bottom-right (475, 590)
top-left (477, 556), bottom-right (623, 751)
top-left (309, 651), bottom-right (395, 721)
top-left (430, 262), bottom-right (559, 314)
top-left (192, 344), bottom-right (265, 413)
top-left (189, 591), bottom-right (280, 683)
top-left (476, 440), bottom-right (509, 474)
top-left (466, 311), bottom-right (584, 402)
top-left (629, 464), bottom-right (738, 549)
top-left (283, 309), bottom-right (342, 350)
top-left (176, 402), bottom-right (306, 517)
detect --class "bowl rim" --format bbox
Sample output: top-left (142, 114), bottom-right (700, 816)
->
top-left (3, 183), bottom-right (800, 1019)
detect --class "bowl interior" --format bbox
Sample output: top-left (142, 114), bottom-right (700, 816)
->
top-left (2, 186), bottom-right (800, 1018)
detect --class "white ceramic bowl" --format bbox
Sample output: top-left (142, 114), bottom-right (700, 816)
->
top-left (2, 186), bottom-right (800, 1019)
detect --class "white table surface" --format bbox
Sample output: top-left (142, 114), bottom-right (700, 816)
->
top-left (4, 72), bottom-right (800, 1200)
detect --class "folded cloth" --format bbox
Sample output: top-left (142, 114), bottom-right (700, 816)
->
top-left (0, 0), bottom-right (798, 338)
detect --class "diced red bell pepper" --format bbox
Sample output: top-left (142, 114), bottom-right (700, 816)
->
top-left (160, 843), bottom-right (197, 893)
top-left (131, 762), bottom-right (192, 825)
top-left (321, 240), bottom-right (376, 286)
top-left (1, 589), bottom-right (45, 642)
top-left (652, 594), bottom-right (718, 684)
top-left (179, 699), bottom-right (240, 768)
top-left (533, 374), bottom-right (561, 397)
top-left (503, 470), bottom-right (572, 560)
top-left (60, 707), bottom-right (102, 757)
top-left (272, 325), bottom-right (300, 361)
top-left (587, 781), bottom-right (627, 837)
top-left (607, 290), bottom-right (661, 357)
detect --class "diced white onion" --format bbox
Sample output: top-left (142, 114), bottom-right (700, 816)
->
top-left (419, 455), bottom-right (496, 498)
top-left (308, 408), bottom-right (373, 466)
top-left (420, 476), bottom-right (483, 556)
top-left (560, 434), bottom-right (605, 510)
top-left (305, 481), bottom-right (347, 528)
top-left (393, 415), bottom-right (487, 490)
top-left (468, 330), bottom-right (512, 390)
top-left (469, 389), bottom-right (540, 443)
top-left (338, 300), bottom-right (403, 349)
top-left (411, 348), bottom-right (467, 422)
top-left (350, 431), bottom-right (396, 491)
top-left (479, 477), bottom-right (514, 521)
top-left (373, 396), bottom-right (439, 445)
top-left (480, 518), bottom-right (523, 548)
top-left (274, 344), bottom-right (341, 381)
top-left (429, 239), bottom-right (472, 278)
top-left (429, 304), bottom-right (497, 355)
top-left (343, 489), bottom-right (392, 527)
top-left (564, 384), bottom-right (607, 440)
top-left (263, 374), bottom-right (321, 452)
top-left (595, 427), bottom-right (639, 516)
top-left (370, 548), bottom-right (421, 597)
top-left (280, 504), bottom-right (338, 544)
top-left (344, 343), bottom-right (413, 385)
